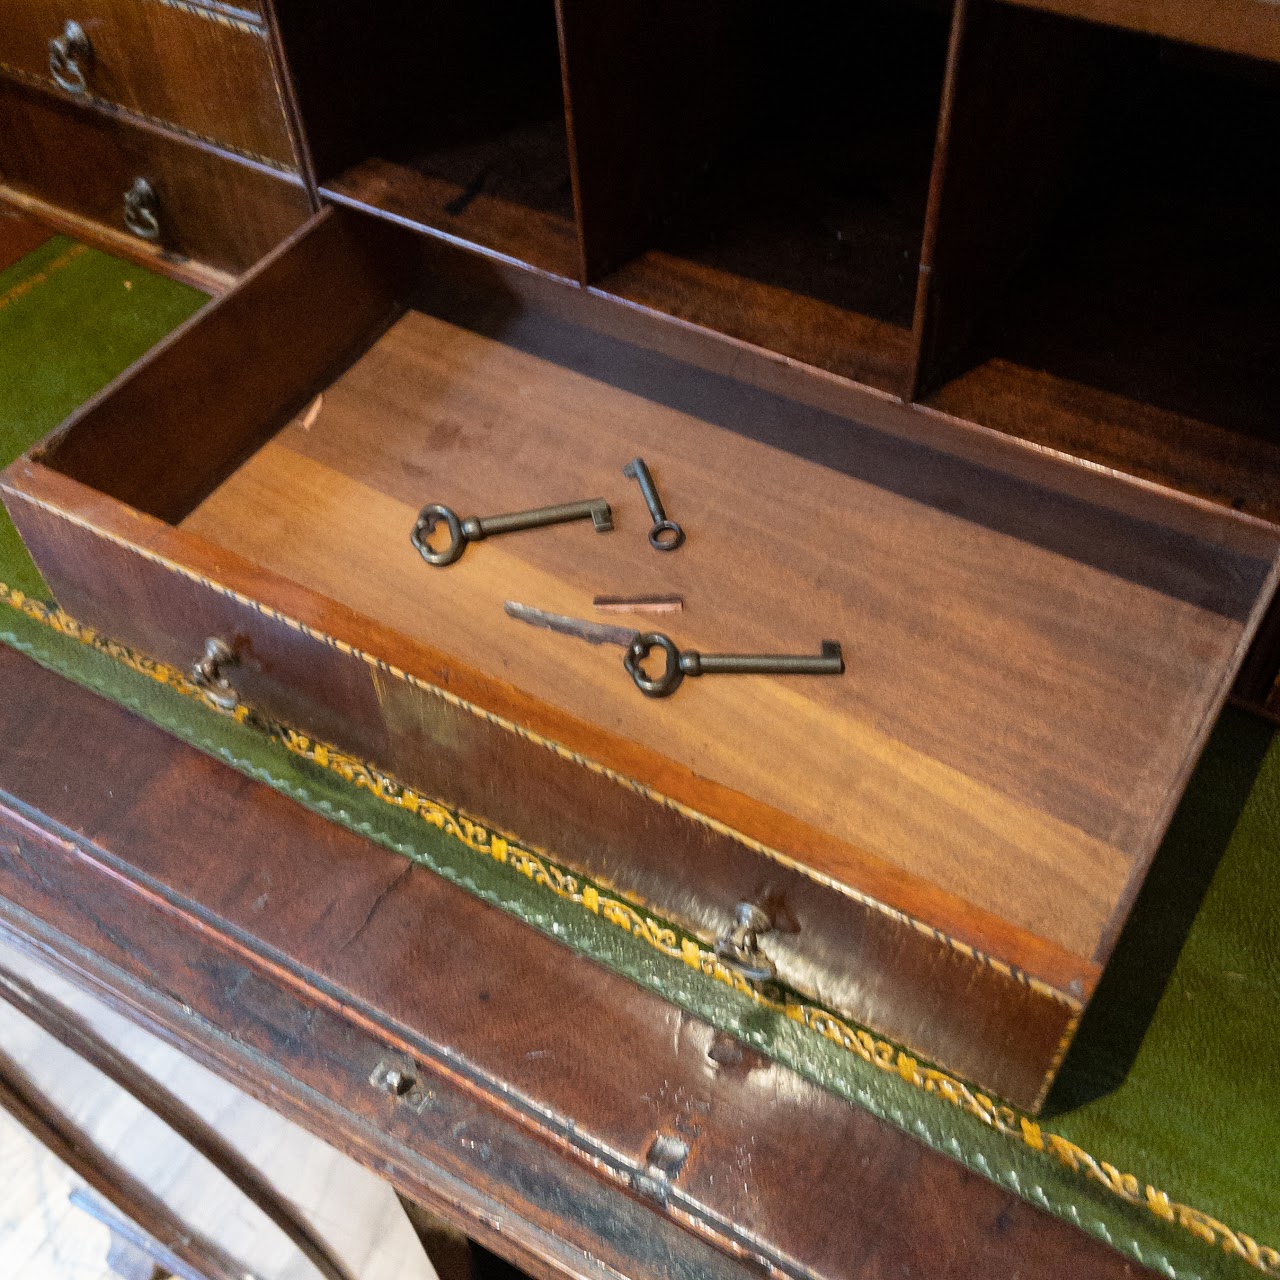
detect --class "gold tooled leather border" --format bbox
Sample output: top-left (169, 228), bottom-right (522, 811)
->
top-left (2, 581), bottom-right (1277, 1278)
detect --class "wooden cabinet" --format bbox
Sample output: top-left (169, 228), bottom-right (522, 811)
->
top-left (0, 0), bottom-right (310, 278)
top-left (0, 0), bottom-right (298, 166)
top-left (4, 0), bottom-right (1280, 1112)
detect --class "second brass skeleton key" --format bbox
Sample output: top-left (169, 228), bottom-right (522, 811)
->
top-left (412, 498), bottom-right (613, 566)
top-left (625, 632), bottom-right (844, 698)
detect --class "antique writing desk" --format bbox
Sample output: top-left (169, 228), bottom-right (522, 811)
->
top-left (0, 642), bottom-right (1143, 1279)
top-left (3, 0), bottom-right (1280, 1274)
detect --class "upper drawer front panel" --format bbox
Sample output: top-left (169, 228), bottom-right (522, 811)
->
top-left (0, 0), bottom-right (297, 168)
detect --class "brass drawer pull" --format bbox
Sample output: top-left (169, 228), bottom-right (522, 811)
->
top-left (48, 20), bottom-right (93, 95)
top-left (714, 903), bottom-right (776, 984)
top-left (122, 178), bottom-right (161, 241)
top-left (190, 637), bottom-right (239, 711)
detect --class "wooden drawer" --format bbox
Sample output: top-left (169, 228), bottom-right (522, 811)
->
top-left (5, 205), bottom-right (1279, 1112)
top-left (0, 76), bottom-right (310, 273)
top-left (0, 0), bottom-right (296, 167)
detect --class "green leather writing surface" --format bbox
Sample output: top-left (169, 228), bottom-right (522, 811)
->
top-left (0, 230), bottom-right (206, 596)
top-left (1, 227), bottom-right (1277, 1280)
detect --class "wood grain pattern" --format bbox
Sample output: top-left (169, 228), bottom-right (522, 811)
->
top-left (0, 645), bottom-right (1148, 1280)
top-left (0, 186), bottom-right (235, 294)
top-left (39, 207), bottom-right (395, 518)
top-left (176, 305), bottom-right (1267, 960)
top-left (926, 358), bottom-right (1280, 527)
top-left (602, 251), bottom-right (914, 398)
top-left (2, 462), bottom-right (1089, 1111)
top-left (324, 157), bottom-right (581, 283)
top-left (0, 77), bottom-right (310, 275)
top-left (0, 0), bottom-right (298, 167)
top-left (997, 0), bottom-right (1280, 62)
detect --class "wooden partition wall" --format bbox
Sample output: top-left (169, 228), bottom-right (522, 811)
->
top-left (273, 0), bottom-right (1280, 591)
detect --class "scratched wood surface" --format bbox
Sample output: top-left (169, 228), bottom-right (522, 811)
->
top-left (180, 301), bottom-right (1271, 961)
top-left (0, 645), bottom-right (1148, 1280)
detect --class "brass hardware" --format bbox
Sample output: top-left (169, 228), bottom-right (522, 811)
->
top-left (190, 637), bottom-right (238, 711)
top-left (48, 20), bottom-right (93, 94)
top-left (714, 903), bottom-right (776, 983)
top-left (625, 633), bottom-right (844, 698)
top-left (122, 178), bottom-right (161, 241)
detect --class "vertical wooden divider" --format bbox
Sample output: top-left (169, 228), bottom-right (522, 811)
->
top-left (554, 0), bottom-right (741, 283)
top-left (908, 0), bottom-right (1099, 401)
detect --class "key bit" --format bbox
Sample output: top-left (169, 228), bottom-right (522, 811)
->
top-left (412, 498), bottom-right (612, 566)
top-left (624, 633), bottom-right (844, 698)
top-left (623, 457), bottom-right (684, 551)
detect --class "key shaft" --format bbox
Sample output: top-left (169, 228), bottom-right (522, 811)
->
top-left (625, 634), bottom-right (843, 697)
top-left (413, 498), bottom-right (612, 566)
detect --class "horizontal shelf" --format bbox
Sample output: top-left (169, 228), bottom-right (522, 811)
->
top-left (926, 360), bottom-right (1280, 524)
top-left (603, 250), bottom-right (914, 397)
top-left (323, 156), bottom-right (581, 282)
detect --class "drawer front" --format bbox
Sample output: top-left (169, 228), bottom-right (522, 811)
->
top-left (0, 0), bottom-right (296, 168)
top-left (0, 76), bottom-right (310, 273)
top-left (1, 463), bottom-right (1080, 1115)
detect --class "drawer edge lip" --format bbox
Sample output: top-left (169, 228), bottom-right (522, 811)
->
top-left (0, 62), bottom-right (299, 175)
top-left (0, 459), bottom-right (1095, 1014)
top-left (139, 0), bottom-right (267, 37)
top-left (0, 574), bottom-right (1084, 1117)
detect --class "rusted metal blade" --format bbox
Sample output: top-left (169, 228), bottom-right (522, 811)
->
top-left (503, 601), bottom-right (639, 649)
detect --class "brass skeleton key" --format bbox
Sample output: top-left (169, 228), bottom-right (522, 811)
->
top-left (412, 498), bottom-right (613, 566)
top-left (624, 632), bottom-right (844, 698)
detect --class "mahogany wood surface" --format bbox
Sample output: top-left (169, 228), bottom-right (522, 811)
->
top-left (578, 0), bottom-right (947, 395)
top-left (1, 0), bottom-right (298, 167)
top-left (36, 208), bottom-right (397, 520)
top-left (1, 458), bottom-right (1088, 1112)
top-left (601, 251), bottom-right (915, 399)
top-left (10, 206), bottom-right (1280, 1106)
top-left (910, 1), bottom-right (1097, 399)
top-left (0, 186), bottom-right (236, 295)
top-left (325, 157), bottom-right (581, 283)
top-left (998, 0), bottom-right (1280, 63)
top-left (556, 0), bottom-right (742, 282)
top-left (172, 307), bottom-right (1261, 961)
top-left (276, 0), bottom-right (578, 278)
top-left (0, 645), bottom-right (1146, 1280)
top-left (0, 77), bottom-right (310, 274)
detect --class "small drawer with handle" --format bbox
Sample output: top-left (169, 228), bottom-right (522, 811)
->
top-left (0, 0), bottom-right (297, 168)
top-left (0, 75), bottom-right (310, 273)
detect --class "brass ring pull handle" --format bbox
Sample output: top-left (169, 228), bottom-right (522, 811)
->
top-left (122, 178), bottom-right (161, 241)
top-left (48, 20), bottom-right (93, 94)
top-left (714, 903), bottom-right (776, 984)
top-left (190, 637), bottom-right (239, 711)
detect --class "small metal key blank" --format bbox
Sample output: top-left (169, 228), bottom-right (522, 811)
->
top-left (412, 498), bottom-right (613, 566)
top-left (624, 632), bottom-right (844, 698)
top-left (623, 457), bottom-right (684, 551)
